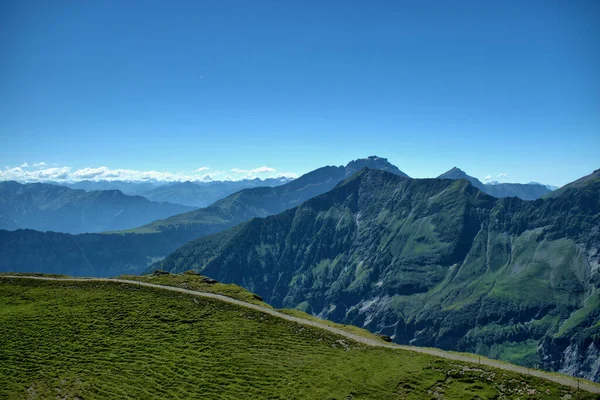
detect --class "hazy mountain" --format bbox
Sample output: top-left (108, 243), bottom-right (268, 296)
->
top-left (0, 156), bottom-right (407, 276)
top-left (63, 180), bottom-right (165, 195)
top-left (0, 181), bottom-right (194, 233)
top-left (154, 168), bottom-right (600, 381)
top-left (437, 167), bottom-right (552, 200)
top-left (141, 177), bottom-right (293, 207)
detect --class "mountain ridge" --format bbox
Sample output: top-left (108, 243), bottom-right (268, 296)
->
top-left (437, 167), bottom-right (552, 200)
top-left (0, 181), bottom-right (194, 234)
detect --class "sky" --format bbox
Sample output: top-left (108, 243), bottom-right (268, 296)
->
top-left (1, 0), bottom-right (599, 186)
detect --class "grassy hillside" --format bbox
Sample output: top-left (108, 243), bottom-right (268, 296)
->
top-left (1, 277), bottom-right (596, 399)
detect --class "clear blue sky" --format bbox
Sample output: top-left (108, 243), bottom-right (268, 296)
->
top-left (1, 0), bottom-right (599, 185)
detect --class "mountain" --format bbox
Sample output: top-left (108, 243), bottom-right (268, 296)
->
top-left (154, 168), bottom-right (600, 381)
top-left (0, 156), bottom-right (408, 276)
top-left (129, 156), bottom-right (408, 234)
top-left (545, 168), bottom-right (600, 198)
top-left (2, 275), bottom-right (592, 398)
top-left (437, 167), bottom-right (487, 191)
top-left (437, 167), bottom-right (552, 200)
top-left (0, 181), bottom-right (194, 233)
top-left (140, 177), bottom-right (293, 207)
top-left (63, 180), bottom-right (164, 195)
top-left (344, 155), bottom-right (409, 178)
top-left (528, 182), bottom-right (560, 191)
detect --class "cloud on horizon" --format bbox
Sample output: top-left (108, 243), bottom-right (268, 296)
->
top-left (0, 163), bottom-right (297, 183)
top-left (230, 166), bottom-right (276, 174)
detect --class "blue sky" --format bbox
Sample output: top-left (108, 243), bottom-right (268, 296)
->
top-left (1, 0), bottom-right (599, 185)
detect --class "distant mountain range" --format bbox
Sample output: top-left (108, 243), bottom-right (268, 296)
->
top-left (154, 167), bottom-right (600, 381)
top-left (63, 177), bottom-right (293, 207)
top-left (0, 156), bottom-right (408, 276)
top-left (0, 181), bottom-right (194, 233)
top-left (437, 167), bottom-right (552, 200)
top-left (140, 177), bottom-right (292, 207)
top-left (64, 180), bottom-right (163, 195)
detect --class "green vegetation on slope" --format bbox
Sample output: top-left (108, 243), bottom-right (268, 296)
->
top-left (1, 277), bottom-right (596, 399)
top-left (118, 270), bottom-right (271, 307)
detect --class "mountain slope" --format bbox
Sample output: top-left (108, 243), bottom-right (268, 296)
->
top-left (155, 168), bottom-right (600, 381)
top-left (129, 156), bottom-right (407, 234)
top-left (0, 156), bottom-right (407, 276)
top-left (1, 276), bottom-right (596, 399)
top-left (437, 167), bottom-right (487, 191)
top-left (546, 168), bottom-right (600, 199)
top-left (0, 181), bottom-right (194, 233)
top-left (437, 167), bottom-right (552, 200)
top-left (141, 177), bottom-right (292, 207)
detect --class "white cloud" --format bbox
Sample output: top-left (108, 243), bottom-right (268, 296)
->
top-left (33, 162), bottom-right (47, 167)
top-left (497, 173), bottom-right (509, 179)
top-left (231, 166), bottom-right (276, 174)
top-left (484, 175), bottom-right (492, 181)
top-left (0, 163), bottom-right (295, 183)
top-left (251, 166), bottom-right (276, 174)
top-left (20, 162), bottom-right (29, 168)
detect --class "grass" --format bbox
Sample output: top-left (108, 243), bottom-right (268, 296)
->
top-left (118, 271), bottom-right (272, 307)
top-left (278, 308), bottom-right (388, 343)
top-left (1, 277), bottom-right (598, 399)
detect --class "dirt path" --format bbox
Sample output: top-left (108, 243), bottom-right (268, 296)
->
top-left (3, 275), bottom-right (599, 394)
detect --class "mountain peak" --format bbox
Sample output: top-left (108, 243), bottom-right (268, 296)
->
top-left (438, 167), bottom-right (468, 179)
top-left (344, 156), bottom-right (409, 178)
top-left (437, 167), bottom-right (485, 191)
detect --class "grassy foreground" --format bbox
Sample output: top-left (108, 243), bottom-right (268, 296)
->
top-left (0, 277), bottom-right (597, 399)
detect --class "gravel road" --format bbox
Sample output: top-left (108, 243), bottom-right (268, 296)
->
top-left (3, 275), bottom-right (599, 394)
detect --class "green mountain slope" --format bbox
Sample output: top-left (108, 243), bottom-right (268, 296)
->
top-left (0, 157), bottom-right (407, 276)
top-left (545, 169), bottom-right (600, 199)
top-left (0, 181), bottom-right (194, 233)
top-left (1, 276), bottom-right (596, 399)
top-left (155, 168), bottom-right (600, 381)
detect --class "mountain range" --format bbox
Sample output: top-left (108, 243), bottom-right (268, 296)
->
top-left (0, 157), bottom-right (408, 276)
top-left (64, 180), bottom-right (163, 195)
top-left (61, 177), bottom-right (293, 207)
top-left (154, 167), bottom-right (600, 381)
top-left (0, 157), bottom-right (598, 381)
top-left (438, 167), bottom-right (552, 200)
top-left (139, 177), bottom-right (292, 207)
top-left (0, 181), bottom-right (194, 233)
